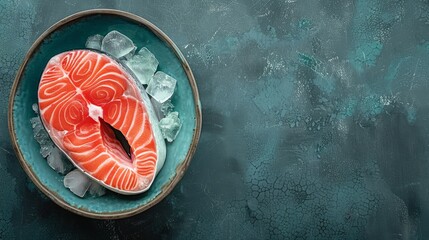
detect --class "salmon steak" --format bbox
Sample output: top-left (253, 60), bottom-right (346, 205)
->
top-left (38, 50), bottom-right (166, 195)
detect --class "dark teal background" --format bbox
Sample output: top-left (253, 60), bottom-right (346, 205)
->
top-left (1, 0), bottom-right (429, 239)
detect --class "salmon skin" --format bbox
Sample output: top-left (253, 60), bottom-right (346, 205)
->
top-left (38, 50), bottom-right (166, 195)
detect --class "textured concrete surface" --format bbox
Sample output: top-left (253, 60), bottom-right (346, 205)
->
top-left (1, 0), bottom-right (429, 239)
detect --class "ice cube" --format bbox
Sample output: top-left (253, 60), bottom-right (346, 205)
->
top-left (85, 34), bottom-right (103, 50)
top-left (40, 143), bottom-right (55, 158)
top-left (88, 181), bottom-right (106, 197)
top-left (122, 48), bottom-right (136, 61)
top-left (31, 115), bottom-right (54, 154)
top-left (30, 116), bottom-right (42, 129)
top-left (32, 103), bottom-right (39, 114)
top-left (31, 117), bottom-right (51, 145)
top-left (31, 117), bottom-right (44, 134)
top-left (47, 147), bottom-right (73, 174)
top-left (159, 111), bottom-right (182, 142)
top-left (101, 31), bottom-right (136, 59)
top-left (64, 169), bottom-right (91, 198)
top-left (161, 100), bottom-right (174, 116)
top-left (31, 111), bottom-right (73, 174)
top-left (34, 129), bottom-right (50, 145)
top-left (146, 71), bottom-right (177, 103)
top-left (124, 47), bottom-right (158, 85)
top-left (151, 99), bottom-right (174, 120)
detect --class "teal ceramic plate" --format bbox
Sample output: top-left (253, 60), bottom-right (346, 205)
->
top-left (8, 9), bottom-right (201, 219)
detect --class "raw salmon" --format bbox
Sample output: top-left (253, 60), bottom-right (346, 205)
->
top-left (38, 50), bottom-right (166, 194)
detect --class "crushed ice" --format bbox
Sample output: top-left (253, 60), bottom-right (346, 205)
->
top-left (31, 104), bottom-right (105, 197)
top-left (160, 100), bottom-right (174, 116)
top-left (88, 181), bottom-right (106, 197)
top-left (159, 112), bottom-right (182, 142)
top-left (30, 114), bottom-right (73, 174)
top-left (32, 103), bottom-right (38, 114)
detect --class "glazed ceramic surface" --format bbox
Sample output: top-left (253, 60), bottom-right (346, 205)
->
top-left (9, 10), bottom-right (201, 219)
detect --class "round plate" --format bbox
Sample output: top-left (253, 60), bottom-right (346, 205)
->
top-left (8, 9), bottom-right (201, 219)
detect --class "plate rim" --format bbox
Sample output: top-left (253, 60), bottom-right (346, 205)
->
top-left (8, 9), bottom-right (202, 219)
